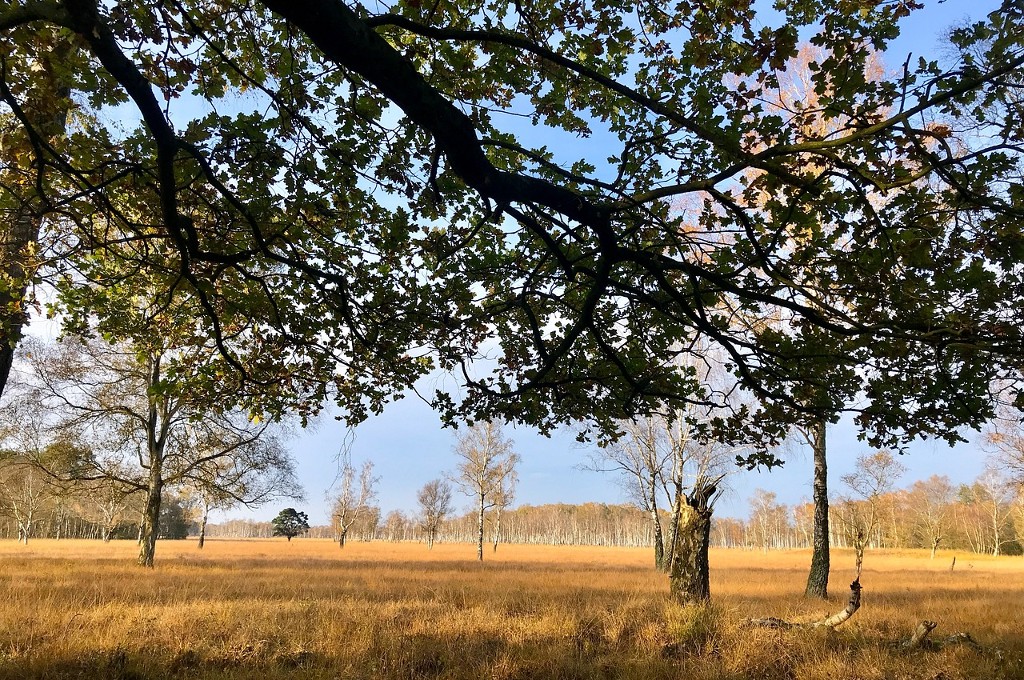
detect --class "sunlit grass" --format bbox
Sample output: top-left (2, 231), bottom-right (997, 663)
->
top-left (0, 539), bottom-right (1021, 678)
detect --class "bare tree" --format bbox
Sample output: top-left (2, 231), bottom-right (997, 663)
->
top-left (905, 475), bottom-right (955, 559)
top-left (0, 455), bottom-right (50, 543)
top-left (489, 463), bottom-right (517, 553)
top-left (839, 451), bottom-right (906, 576)
top-left (88, 477), bottom-right (139, 543)
top-left (587, 345), bottom-right (743, 584)
top-left (985, 407), bottom-right (1024, 487)
top-left (748, 489), bottom-right (787, 553)
top-left (451, 421), bottom-right (519, 561)
top-left (586, 417), bottom-right (671, 568)
top-left (330, 451), bottom-right (378, 548)
top-left (17, 337), bottom-right (300, 566)
top-left (383, 510), bottom-right (410, 542)
top-left (972, 468), bottom-right (1016, 557)
top-left (417, 478), bottom-right (453, 549)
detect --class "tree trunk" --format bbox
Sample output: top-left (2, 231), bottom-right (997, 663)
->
top-left (930, 537), bottom-right (940, 559)
top-left (138, 463), bottom-right (163, 568)
top-left (492, 506), bottom-right (502, 553)
top-left (338, 528), bottom-right (347, 547)
top-left (649, 471), bottom-right (664, 570)
top-left (197, 501), bottom-right (209, 549)
top-left (476, 493), bottom-right (485, 561)
top-left (669, 487), bottom-right (715, 605)
top-left (664, 482), bottom-right (683, 572)
top-left (992, 510), bottom-right (1000, 556)
top-left (475, 491), bottom-right (483, 561)
top-left (0, 39), bottom-right (72, 400)
top-left (805, 419), bottom-right (830, 599)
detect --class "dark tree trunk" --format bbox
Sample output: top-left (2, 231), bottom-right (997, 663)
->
top-left (338, 528), bottom-right (347, 547)
top-left (805, 419), bottom-right (830, 599)
top-left (0, 212), bottom-right (37, 398)
top-left (669, 486), bottom-right (716, 605)
top-left (138, 461), bottom-right (163, 568)
top-left (0, 39), bottom-right (71, 400)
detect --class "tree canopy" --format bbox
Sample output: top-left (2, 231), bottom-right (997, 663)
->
top-left (271, 507), bottom-right (310, 541)
top-left (2, 0), bottom-right (1023, 457)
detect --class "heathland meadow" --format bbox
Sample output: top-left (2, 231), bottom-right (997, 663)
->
top-left (0, 540), bottom-right (1021, 679)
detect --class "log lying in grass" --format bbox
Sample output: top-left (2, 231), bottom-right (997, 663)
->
top-left (903, 622), bottom-right (984, 652)
top-left (746, 579), bottom-right (862, 630)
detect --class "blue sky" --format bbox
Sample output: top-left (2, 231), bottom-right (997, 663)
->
top-left (239, 386), bottom-right (991, 526)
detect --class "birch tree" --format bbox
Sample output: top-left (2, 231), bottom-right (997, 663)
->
top-left (330, 453), bottom-right (378, 548)
top-left (451, 421), bottom-right (519, 562)
top-left (839, 451), bottom-right (906, 575)
top-left (0, 455), bottom-right (49, 543)
top-left (417, 478), bottom-right (453, 550)
top-left (906, 475), bottom-right (955, 558)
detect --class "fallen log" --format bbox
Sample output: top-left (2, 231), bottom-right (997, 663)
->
top-left (901, 622), bottom-right (986, 653)
top-left (747, 579), bottom-right (861, 630)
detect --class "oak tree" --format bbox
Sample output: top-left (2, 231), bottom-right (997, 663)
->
top-left (0, 1), bottom-right (1020, 461)
top-left (271, 507), bottom-right (309, 541)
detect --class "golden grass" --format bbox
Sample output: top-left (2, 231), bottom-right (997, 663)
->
top-left (0, 539), bottom-right (1021, 679)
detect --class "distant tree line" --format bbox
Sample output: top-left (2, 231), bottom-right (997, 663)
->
top-left (6, 454), bottom-right (1022, 560)
top-left (729, 473), bottom-right (1024, 557)
top-left (196, 465), bottom-right (1024, 558)
top-left (0, 475), bottom-right (199, 543)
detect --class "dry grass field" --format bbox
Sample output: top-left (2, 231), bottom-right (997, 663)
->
top-left (0, 539), bottom-right (1021, 679)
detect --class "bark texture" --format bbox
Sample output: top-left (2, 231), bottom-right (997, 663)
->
top-left (197, 501), bottom-right (209, 549)
top-left (0, 38), bottom-right (71, 399)
top-left (137, 464), bottom-right (163, 568)
top-left (476, 492), bottom-right (485, 561)
top-left (805, 418), bottom-right (830, 599)
top-left (668, 485), bottom-right (716, 605)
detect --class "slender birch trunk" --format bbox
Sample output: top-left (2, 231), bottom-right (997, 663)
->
top-left (477, 492), bottom-right (486, 561)
top-left (197, 498), bottom-right (210, 549)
